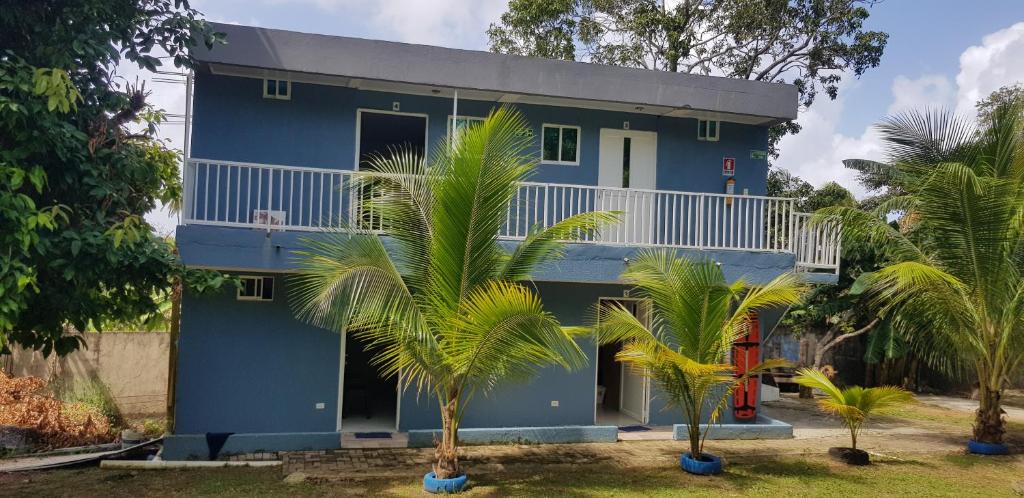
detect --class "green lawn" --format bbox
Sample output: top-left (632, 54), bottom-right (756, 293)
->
top-left (4, 454), bottom-right (1022, 497)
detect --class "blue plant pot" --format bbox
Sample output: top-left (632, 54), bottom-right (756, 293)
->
top-left (967, 439), bottom-right (1009, 455)
top-left (423, 471), bottom-right (469, 494)
top-left (680, 452), bottom-right (722, 475)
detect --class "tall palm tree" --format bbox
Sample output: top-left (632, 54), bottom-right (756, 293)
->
top-left (597, 250), bottom-right (805, 461)
top-left (820, 102), bottom-right (1024, 446)
top-left (290, 108), bottom-right (617, 480)
top-left (793, 367), bottom-right (911, 452)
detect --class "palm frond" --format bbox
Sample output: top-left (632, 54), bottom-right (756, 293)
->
top-left (499, 210), bottom-right (621, 281)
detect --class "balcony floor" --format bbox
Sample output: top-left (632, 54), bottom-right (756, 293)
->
top-left (176, 224), bottom-right (835, 285)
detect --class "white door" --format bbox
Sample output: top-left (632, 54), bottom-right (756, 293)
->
top-left (619, 364), bottom-right (649, 423)
top-left (597, 129), bottom-right (658, 244)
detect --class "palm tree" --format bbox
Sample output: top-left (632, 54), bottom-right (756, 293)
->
top-left (596, 250), bottom-right (805, 462)
top-left (290, 108), bottom-right (617, 481)
top-left (820, 102), bottom-right (1024, 446)
top-left (793, 367), bottom-right (911, 452)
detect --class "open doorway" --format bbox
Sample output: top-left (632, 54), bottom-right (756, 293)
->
top-left (356, 109), bottom-right (427, 170)
top-left (340, 335), bottom-right (398, 433)
top-left (595, 298), bottom-right (651, 427)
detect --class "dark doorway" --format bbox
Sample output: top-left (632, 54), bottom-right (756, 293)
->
top-left (357, 111), bottom-right (427, 170)
top-left (342, 335), bottom-right (398, 432)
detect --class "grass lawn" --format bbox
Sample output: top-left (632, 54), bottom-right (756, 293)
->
top-left (3, 454), bottom-right (1022, 497)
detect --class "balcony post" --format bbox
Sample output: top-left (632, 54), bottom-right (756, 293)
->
top-left (697, 193), bottom-right (705, 250)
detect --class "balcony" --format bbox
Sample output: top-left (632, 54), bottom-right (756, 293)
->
top-left (182, 159), bottom-right (840, 275)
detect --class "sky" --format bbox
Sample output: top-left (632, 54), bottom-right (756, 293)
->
top-left (138, 0), bottom-right (1024, 234)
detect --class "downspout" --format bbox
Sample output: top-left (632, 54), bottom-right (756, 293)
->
top-left (451, 89), bottom-right (459, 151)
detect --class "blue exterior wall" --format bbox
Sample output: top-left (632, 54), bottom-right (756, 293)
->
top-left (174, 274), bottom-right (341, 434)
top-left (190, 74), bottom-right (769, 195)
top-left (398, 282), bottom-right (624, 431)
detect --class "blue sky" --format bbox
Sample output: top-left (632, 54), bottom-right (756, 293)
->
top-left (142, 0), bottom-right (1024, 233)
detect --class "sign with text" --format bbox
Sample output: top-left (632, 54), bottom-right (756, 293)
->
top-left (750, 150), bottom-right (768, 160)
top-left (722, 157), bottom-right (736, 176)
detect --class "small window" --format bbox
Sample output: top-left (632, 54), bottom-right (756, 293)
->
top-left (697, 119), bottom-right (719, 141)
top-left (238, 276), bottom-right (275, 301)
top-left (263, 79), bottom-right (291, 100)
top-left (541, 124), bottom-right (580, 165)
top-left (447, 116), bottom-right (485, 139)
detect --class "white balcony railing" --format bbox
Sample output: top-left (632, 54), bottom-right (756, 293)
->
top-left (183, 159), bottom-right (840, 274)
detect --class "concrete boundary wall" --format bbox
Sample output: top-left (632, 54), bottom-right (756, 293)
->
top-left (5, 332), bottom-right (169, 416)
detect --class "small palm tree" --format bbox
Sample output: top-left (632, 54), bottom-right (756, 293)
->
top-left (597, 251), bottom-right (805, 462)
top-left (290, 108), bottom-right (616, 481)
top-left (793, 367), bottom-right (911, 451)
top-left (819, 102), bottom-right (1024, 446)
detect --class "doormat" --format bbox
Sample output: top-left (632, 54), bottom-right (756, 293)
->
top-left (353, 432), bottom-right (393, 439)
top-left (618, 425), bottom-right (651, 432)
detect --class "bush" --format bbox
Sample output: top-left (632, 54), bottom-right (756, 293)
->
top-left (0, 372), bottom-right (114, 448)
top-left (141, 418), bottom-right (166, 438)
top-left (52, 377), bottom-right (124, 429)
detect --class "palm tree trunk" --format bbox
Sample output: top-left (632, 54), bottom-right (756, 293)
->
top-left (973, 381), bottom-right (1005, 444)
top-left (434, 396), bottom-right (461, 479)
top-left (689, 425), bottom-right (702, 460)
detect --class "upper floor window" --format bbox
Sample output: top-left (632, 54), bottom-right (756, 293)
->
top-left (697, 119), bottom-right (719, 141)
top-left (238, 276), bottom-right (274, 301)
top-left (541, 124), bottom-right (580, 165)
top-left (447, 116), bottom-right (485, 139)
top-left (263, 79), bottom-right (291, 100)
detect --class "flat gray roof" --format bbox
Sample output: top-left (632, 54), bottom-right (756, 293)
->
top-left (194, 23), bottom-right (797, 123)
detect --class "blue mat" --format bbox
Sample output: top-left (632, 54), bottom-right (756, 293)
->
top-left (353, 432), bottom-right (393, 439)
top-left (618, 425), bottom-right (651, 432)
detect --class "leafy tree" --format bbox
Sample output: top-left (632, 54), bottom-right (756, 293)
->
top-left (596, 251), bottom-right (804, 461)
top-left (488, 0), bottom-right (888, 154)
top-left (291, 108), bottom-right (616, 480)
top-left (819, 103), bottom-right (1024, 446)
top-left (976, 84), bottom-right (1024, 126)
top-left (768, 169), bottom-right (882, 391)
top-left (0, 1), bottom-right (226, 355)
top-left (793, 367), bottom-right (911, 451)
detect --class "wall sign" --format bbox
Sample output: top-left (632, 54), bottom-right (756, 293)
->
top-left (750, 150), bottom-right (767, 160)
top-left (722, 157), bottom-right (736, 176)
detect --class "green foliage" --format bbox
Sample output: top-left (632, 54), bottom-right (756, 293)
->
top-left (975, 84), bottom-right (1024, 127)
top-left (596, 251), bottom-right (805, 459)
top-left (819, 101), bottom-right (1024, 444)
top-left (794, 367), bottom-right (911, 449)
top-left (53, 376), bottom-right (124, 428)
top-left (291, 108), bottom-right (615, 478)
top-left (769, 168), bottom-right (882, 362)
top-left (0, 1), bottom-right (229, 355)
top-left (488, 0), bottom-right (888, 155)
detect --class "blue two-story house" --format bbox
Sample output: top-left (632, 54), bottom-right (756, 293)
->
top-left (165, 23), bottom-right (840, 459)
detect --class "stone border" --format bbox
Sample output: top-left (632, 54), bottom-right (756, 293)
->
top-left (407, 426), bottom-right (619, 448)
top-left (673, 415), bottom-right (793, 440)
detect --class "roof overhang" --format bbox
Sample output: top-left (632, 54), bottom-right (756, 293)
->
top-left (194, 23), bottom-right (798, 126)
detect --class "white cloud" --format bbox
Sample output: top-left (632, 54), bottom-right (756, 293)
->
top-left (887, 74), bottom-right (953, 115)
top-left (778, 22), bottom-right (1024, 199)
top-left (775, 80), bottom-right (885, 198)
top-left (955, 21), bottom-right (1024, 117)
top-left (265, 0), bottom-right (506, 48)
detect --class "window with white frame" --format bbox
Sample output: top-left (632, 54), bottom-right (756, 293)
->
top-left (263, 79), bottom-right (291, 100)
top-left (447, 116), bottom-right (485, 139)
top-left (697, 119), bottom-right (719, 141)
top-left (238, 276), bottom-right (275, 301)
top-left (541, 124), bottom-right (580, 164)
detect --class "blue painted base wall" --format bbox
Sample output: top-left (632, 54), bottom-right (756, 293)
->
top-left (173, 270), bottom-right (790, 439)
top-left (174, 276), bottom-right (340, 434)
